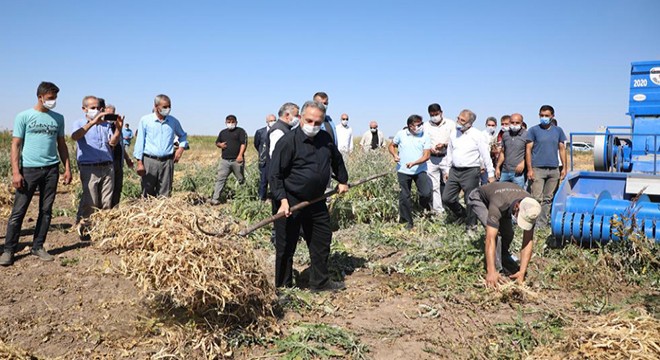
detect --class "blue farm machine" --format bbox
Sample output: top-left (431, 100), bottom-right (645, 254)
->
top-left (551, 61), bottom-right (660, 244)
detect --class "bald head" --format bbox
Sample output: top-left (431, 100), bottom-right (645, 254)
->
top-left (266, 114), bottom-right (276, 123)
top-left (510, 113), bottom-right (523, 125)
top-left (370, 121), bottom-right (378, 128)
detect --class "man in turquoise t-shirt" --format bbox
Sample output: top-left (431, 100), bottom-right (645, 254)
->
top-left (388, 114), bottom-right (432, 229)
top-left (0, 82), bottom-right (72, 266)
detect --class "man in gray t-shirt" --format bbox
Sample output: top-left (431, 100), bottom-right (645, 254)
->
top-left (496, 113), bottom-right (527, 188)
top-left (467, 182), bottom-right (541, 288)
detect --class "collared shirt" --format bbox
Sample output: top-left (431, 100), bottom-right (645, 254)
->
top-left (447, 127), bottom-right (495, 177)
top-left (13, 108), bottom-right (65, 168)
top-left (133, 113), bottom-right (188, 159)
top-left (269, 127), bottom-right (348, 202)
top-left (122, 128), bottom-right (133, 146)
top-left (335, 124), bottom-right (353, 153)
top-left (73, 117), bottom-right (114, 164)
top-left (392, 129), bottom-right (431, 175)
top-left (426, 117), bottom-right (456, 170)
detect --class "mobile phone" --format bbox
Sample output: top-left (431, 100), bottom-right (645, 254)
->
top-left (104, 114), bottom-right (119, 122)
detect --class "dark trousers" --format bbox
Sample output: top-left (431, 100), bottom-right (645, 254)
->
top-left (274, 200), bottom-right (332, 288)
top-left (111, 158), bottom-right (123, 207)
top-left (142, 157), bottom-right (174, 197)
top-left (258, 164), bottom-right (268, 201)
top-left (442, 166), bottom-right (481, 227)
top-left (467, 189), bottom-right (514, 272)
top-left (3, 165), bottom-right (59, 253)
top-left (397, 172), bottom-right (432, 226)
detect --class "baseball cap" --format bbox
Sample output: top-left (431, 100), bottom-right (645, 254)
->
top-left (517, 197), bottom-right (541, 230)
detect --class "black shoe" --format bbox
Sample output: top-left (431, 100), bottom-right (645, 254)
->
top-left (310, 280), bottom-right (346, 293)
top-left (405, 223), bottom-right (414, 230)
top-left (31, 248), bottom-right (54, 262)
top-left (502, 254), bottom-right (520, 274)
top-left (77, 223), bottom-right (91, 241)
top-left (0, 251), bottom-right (14, 266)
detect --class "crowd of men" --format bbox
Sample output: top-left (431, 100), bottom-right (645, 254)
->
top-left (2, 82), bottom-right (572, 291)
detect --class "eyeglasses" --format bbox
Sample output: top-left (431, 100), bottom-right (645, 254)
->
top-left (341, 118), bottom-right (348, 121)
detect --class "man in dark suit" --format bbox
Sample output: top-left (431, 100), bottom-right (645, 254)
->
top-left (254, 114), bottom-right (276, 201)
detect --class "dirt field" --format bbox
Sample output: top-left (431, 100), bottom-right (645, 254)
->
top-left (0, 136), bottom-right (658, 359)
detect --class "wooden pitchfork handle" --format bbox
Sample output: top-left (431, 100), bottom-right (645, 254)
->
top-left (236, 171), bottom-right (391, 237)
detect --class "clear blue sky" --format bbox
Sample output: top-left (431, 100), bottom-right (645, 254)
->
top-left (1, 0), bottom-right (659, 138)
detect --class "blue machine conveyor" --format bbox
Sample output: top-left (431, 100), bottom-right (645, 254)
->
top-left (551, 61), bottom-right (660, 244)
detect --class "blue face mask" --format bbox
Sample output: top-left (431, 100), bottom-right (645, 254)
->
top-left (540, 117), bottom-right (551, 125)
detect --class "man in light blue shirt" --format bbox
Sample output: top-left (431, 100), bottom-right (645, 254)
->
top-left (388, 115), bottom-right (432, 229)
top-left (71, 95), bottom-right (122, 238)
top-left (133, 94), bottom-right (188, 197)
top-left (122, 123), bottom-right (133, 147)
top-left (1, 82), bottom-right (72, 266)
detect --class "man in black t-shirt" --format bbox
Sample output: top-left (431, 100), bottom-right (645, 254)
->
top-left (467, 182), bottom-right (541, 288)
top-left (210, 115), bottom-right (247, 205)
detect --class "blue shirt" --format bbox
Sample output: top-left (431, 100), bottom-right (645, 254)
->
top-left (13, 108), bottom-right (65, 168)
top-left (133, 113), bottom-right (188, 159)
top-left (320, 115), bottom-right (337, 145)
top-left (525, 124), bottom-right (567, 168)
top-left (122, 128), bottom-right (133, 146)
top-left (73, 118), bottom-right (114, 164)
top-left (393, 129), bottom-right (431, 175)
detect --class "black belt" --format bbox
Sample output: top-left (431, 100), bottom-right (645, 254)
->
top-left (143, 153), bottom-right (174, 161)
top-left (79, 161), bottom-right (113, 167)
top-left (430, 154), bottom-right (446, 158)
top-left (452, 166), bottom-right (480, 171)
top-left (23, 163), bottom-right (59, 170)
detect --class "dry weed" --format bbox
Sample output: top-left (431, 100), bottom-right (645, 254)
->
top-left (0, 183), bottom-right (13, 218)
top-left (530, 309), bottom-right (660, 360)
top-left (0, 338), bottom-right (39, 360)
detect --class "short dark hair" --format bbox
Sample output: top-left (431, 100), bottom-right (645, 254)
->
top-left (500, 115), bottom-right (511, 123)
top-left (539, 105), bottom-right (555, 115)
top-left (486, 116), bottom-right (497, 125)
top-left (226, 114), bottom-right (237, 122)
top-left (97, 98), bottom-right (106, 110)
top-left (313, 91), bottom-right (328, 100)
top-left (407, 114), bottom-right (423, 126)
top-left (428, 103), bottom-right (442, 114)
top-left (37, 82), bottom-right (59, 97)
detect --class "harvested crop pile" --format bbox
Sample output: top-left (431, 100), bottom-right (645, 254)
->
top-left (0, 183), bottom-right (13, 218)
top-left (90, 193), bottom-right (278, 356)
top-left (531, 310), bottom-right (660, 359)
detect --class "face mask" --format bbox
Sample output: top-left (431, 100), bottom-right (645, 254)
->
top-left (486, 126), bottom-right (496, 135)
top-left (301, 123), bottom-right (321, 137)
top-left (540, 117), bottom-right (551, 125)
top-left (42, 99), bottom-right (56, 110)
top-left (457, 124), bottom-right (470, 132)
top-left (86, 109), bottom-right (99, 119)
top-left (267, 121), bottom-right (276, 127)
top-left (159, 107), bottom-right (171, 117)
top-left (410, 124), bottom-right (423, 135)
top-left (370, 128), bottom-right (377, 133)
top-left (501, 125), bottom-right (510, 132)
top-left (227, 123), bottom-right (236, 130)
top-left (430, 115), bottom-right (442, 124)
top-left (509, 125), bottom-right (521, 132)
top-left (289, 117), bottom-right (300, 128)
top-left (341, 120), bottom-right (349, 127)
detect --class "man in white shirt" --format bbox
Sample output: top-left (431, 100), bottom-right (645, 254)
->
top-left (360, 121), bottom-right (385, 151)
top-left (443, 109), bottom-right (495, 228)
top-left (425, 103), bottom-right (455, 214)
top-left (335, 113), bottom-right (354, 154)
top-left (480, 116), bottom-right (499, 185)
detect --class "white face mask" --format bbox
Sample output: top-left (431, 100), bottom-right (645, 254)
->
top-left (501, 125), bottom-right (510, 132)
top-left (410, 124), bottom-right (423, 135)
top-left (42, 99), bottom-right (56, 110)
top-left (486, 126), bottom-right (496, 135)
top-left (289, 116), bottom-right (300, 128)
top-left (159, 107), bottom-right (171, 117)
top-left (341, 120), bottom-right (349, 127)
top-left (86, 109), bottom-right (99, 119)
top-left (430, 115), bottom-right (442, 124)
top-left (227, 123), bottom-right (236, 130)
top-left (509, 125), bottom-right (521, 132)
top-left (370, 128), bottom-right (377, 133)
top-left (267, 121), bottom-right (276, 127)
top-left (301, 123), bottom-right (321, 137)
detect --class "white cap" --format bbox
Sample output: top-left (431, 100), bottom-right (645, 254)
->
top-left (517, 197), bottom-right (541, 230)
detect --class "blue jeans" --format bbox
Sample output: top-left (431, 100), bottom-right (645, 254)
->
top-left (499, 171), bottom-right (525, 189)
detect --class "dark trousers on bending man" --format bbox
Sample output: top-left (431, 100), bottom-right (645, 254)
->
top-left (467, 189), bottom-right (519, 274)
top-left (3, 165), bottom-right (59, 254)
top-left (274, 200), bottom-right (332, 289)
top-left (397, 172), bottom-right (432, 227)
top-left (141, 155), bottom-right (174, 197)
top-left (442, 166), bottom-right (481, 227)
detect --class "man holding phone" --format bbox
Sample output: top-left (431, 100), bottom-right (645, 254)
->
top-left (71, 95), bottom-right (122, 240)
